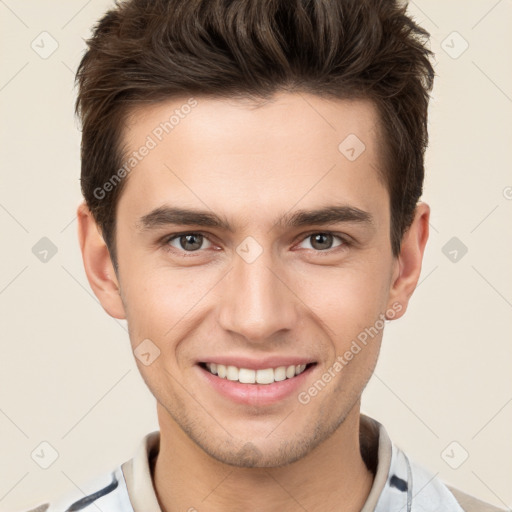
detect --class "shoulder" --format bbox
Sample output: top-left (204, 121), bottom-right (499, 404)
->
top-left (384, 437), bottom-right (507, 512)
top-left (447, 485), bottom-right (509, 512)
top-left (20, 465), bottom-right (133, 512)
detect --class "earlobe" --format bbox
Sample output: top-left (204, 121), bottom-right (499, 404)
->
top-left (77, 201), bottom-right (126, 320)
top-left (386, 202), bottom-right (430, 320)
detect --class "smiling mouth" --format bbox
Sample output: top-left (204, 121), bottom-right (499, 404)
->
top-left (199, 362), bottom-right (316, 384)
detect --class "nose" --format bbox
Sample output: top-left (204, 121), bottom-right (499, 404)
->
top-left (217, 249), bottom-right (299, 343)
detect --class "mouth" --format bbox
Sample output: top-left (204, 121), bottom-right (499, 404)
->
top-left (199, 362), bottom-right (316, 384)
top-left (196, 360), bottom-right (317, 406)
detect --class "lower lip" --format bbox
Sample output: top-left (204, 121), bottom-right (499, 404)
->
top-left (196, 364), bottom-right (315, 406)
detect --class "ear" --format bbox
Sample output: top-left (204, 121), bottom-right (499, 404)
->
top-left (77, 201), bottom-right (126, 319)
top-left (386, 202), bottom-right (430, 320)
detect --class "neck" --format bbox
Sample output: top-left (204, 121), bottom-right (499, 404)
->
top-left (153, 403), bottom-right (374, 512)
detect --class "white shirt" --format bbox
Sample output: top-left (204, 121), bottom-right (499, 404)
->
top-left (25, 414), bottom-right (501, 512)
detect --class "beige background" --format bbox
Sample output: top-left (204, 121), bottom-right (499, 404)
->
top-left (1, 0), bottom-right (511, 510)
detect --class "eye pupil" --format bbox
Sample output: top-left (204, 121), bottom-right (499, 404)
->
top-left (180, 234), bottom-right (203, 251)
top-left (310, 233), bottom-right (333, 250)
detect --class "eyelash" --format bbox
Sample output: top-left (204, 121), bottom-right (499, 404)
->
top-left (160, 231), bottom-right (351, 257)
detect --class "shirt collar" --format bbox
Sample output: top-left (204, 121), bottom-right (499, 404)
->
top-left (121, 413), bottom-right (393, 512)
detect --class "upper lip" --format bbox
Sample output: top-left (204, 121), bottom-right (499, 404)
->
top-left (197, 356), bottom-right (316, 370)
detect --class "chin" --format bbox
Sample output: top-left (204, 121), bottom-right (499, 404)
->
top-left (191, 427), bottom-right (328, 469)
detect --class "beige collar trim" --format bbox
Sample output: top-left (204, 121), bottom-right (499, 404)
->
top-left (121, 414), bottom-right (392, 512)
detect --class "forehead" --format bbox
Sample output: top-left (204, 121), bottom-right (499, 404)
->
top-left (118, 92), bottom-right (388, 227)
top-left (124, 92), bottom-right (381, 158)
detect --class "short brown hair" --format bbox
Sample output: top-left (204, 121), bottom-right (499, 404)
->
top-left (76, 0), bottom-right (434, 269)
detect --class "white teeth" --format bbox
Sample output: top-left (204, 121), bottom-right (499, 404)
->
top-left (274, 366), bottom-right (287, 381)
top-left (256, 368), bottom-right (274, 384)
top-left (286, 365), bottom-right (296, 378)
top-left (238, 368), bottom-right (256, 384)
top-left (226, 365), bottom-right (239, 381)
top-left (205, 362), bottom-right (309, 384)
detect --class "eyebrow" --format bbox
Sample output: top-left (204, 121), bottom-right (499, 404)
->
top-left (137, 204), bottom-right (373, 232)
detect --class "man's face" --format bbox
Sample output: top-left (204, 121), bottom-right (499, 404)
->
top-left (113, 93), bottom-right (400, 467)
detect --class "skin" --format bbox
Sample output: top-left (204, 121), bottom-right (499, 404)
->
top-left (78, 92), bottom-right (429, 512)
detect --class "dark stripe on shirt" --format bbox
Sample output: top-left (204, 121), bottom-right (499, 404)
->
top-left (390, 474), bottom-right (408, 492)
top-left (65, 473), bottom-right (119, 511)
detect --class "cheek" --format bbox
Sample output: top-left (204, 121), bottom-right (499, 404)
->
top-left (294, 258), bottom-right (391, 333)
top-left (120, 261), bottom-right (218, 346)
top-left (121, 270), bottom-right (206, 396)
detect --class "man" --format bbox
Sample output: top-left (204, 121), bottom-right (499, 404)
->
top-left (25, 0), bottom-right (505, 511)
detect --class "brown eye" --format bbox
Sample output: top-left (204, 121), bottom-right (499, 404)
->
top-left (298, 233), bottom-right (345, 251)
top-left (168, 233), bottom-right (212, 252)
top-left (310, 233), bottom-right (333, 250)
